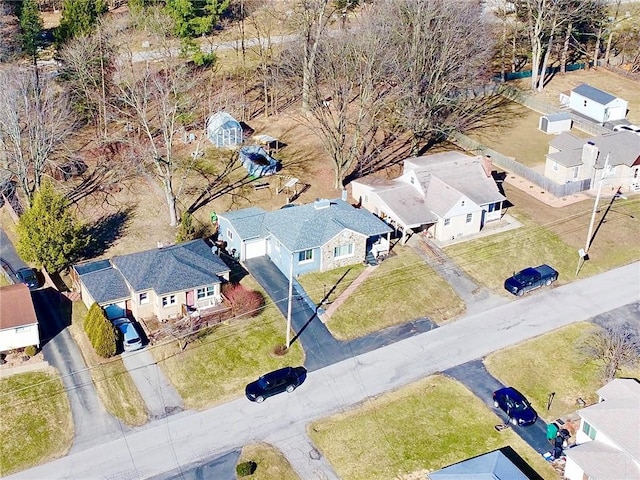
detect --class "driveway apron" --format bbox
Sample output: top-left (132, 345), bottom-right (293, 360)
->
top-left (445, 360), bottom-right (551, 455)
top-left (121, 348), bottom-right (185, 420)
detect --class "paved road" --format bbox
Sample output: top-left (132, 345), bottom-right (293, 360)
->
top-left (0, 227), bottom-right (26, 280)
top-left (9, 261), bottom-right (639, 479)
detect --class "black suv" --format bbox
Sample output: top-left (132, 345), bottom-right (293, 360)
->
top-left (245, 366), bottom-right (307, 403)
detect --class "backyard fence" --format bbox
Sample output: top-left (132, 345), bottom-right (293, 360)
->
top-left (450, 132), bottom-right (591, 198)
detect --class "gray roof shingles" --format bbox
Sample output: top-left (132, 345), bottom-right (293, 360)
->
top-left (262, 199), bottom-right (392, 251)
top-left (548, 131), bottom-right (640, 168)
top-left (573, 83), bottom-right (617, 105)
top-left (109, 239), bottom-right (230, 296)
top-left (218, 207), bottom-right (266, 239)
top-left (80, 267), bottom-right (130, 304)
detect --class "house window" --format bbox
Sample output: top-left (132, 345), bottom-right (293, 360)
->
top-left (299, 249), bottom-right (313, 263)
top-left (634, 168), bottom-right (638, 179)
top-left (572, 166), bottom-right (580, 180)
top-left (139, 292), bottom-right (149, 305)
top-left (334, 243), bottom-right (354, 259)
top-left (162, 295), bottom-right (176, 307)
top-left (466, 213), bottom-right (473, 223)
top-left (553, 162), bottom-right (558, 172)
top-left (444, 218), bottom-right (450, 226)
top-left (227, 229), bottom-right (233, 240)
top-left (197, 286), bottom-right (215, 299)
top-left (410, 176), bottom-right (415, 185)
top-left (582, 421), bottom-right (597, 440)
top-left (488, 203), bottom-right (497, 213)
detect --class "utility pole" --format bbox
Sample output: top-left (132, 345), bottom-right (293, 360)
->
top-left (286, 253), bottom-right (294, 348)
top-left (576, 153), bottom-right (610, 276)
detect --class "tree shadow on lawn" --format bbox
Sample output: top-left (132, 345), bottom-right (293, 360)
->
top-left (83, 206), bottom-right (135, 259)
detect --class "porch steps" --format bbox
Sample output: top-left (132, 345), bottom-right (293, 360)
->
top-left (364, 251), bottom-right (378, 266)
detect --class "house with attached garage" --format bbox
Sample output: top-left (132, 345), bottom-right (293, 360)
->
top-left (563, 378), bottom-right (640, 480)
top-left (0, 283), bottom-right (39, 352)
top-left (216, 198), bottom-right (392, 278)
top-left (73, 239), bottom-right (230, 322)
top-left (350, 152), bottom-right (506, 243)
top-left (544, 130), bottom-right (640, 193)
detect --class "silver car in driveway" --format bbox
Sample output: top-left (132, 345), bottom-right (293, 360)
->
top-left (112, 318), bottom-right (143, 352)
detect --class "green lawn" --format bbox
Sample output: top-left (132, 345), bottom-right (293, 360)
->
top-left (68, 302), bottom-right (148, 426)
top-left (297, 263), bottom-right (366, 306)
top-left (308, 375), bottom-right (557, 480)
top-left (237, 443), bottom-right (300, 480)
top-left (444, 218), bottom-right (591, 294)
top-left (0, 371), bottom-right (73, 476)
top-left (485, 322), bottom-right (640, 421)
top-left (152, 277), bottom-right (305, 410)
top-left (325, 246), bottom-right (465, 340)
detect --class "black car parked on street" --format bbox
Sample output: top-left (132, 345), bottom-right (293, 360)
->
top-left (245, 366), bottom-right (307, 403)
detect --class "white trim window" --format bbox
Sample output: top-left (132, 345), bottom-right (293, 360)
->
top-left (444, 218), bottom-right (451, 226)
top-left (162, 295), bottom-right (176, 308)
top-left (197, 286), bottom-right (215, 300)
top-left (139, 292), bottom-right (149, 305)
top-left (334, 243), bottom-right (354, 259)
top-left (466, 213), bottom-right (473, 223)
top-left (227, 229), bottom-right (234, 240)
top-left (298, 249), bottom-right (313, 263)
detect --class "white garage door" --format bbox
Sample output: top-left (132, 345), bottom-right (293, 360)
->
top-left (245, 239), bottom-right (266, 259)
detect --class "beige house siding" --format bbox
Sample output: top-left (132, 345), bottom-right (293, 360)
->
top-left (321, 230), bottom-right (367, 271)
top-left (155, 291), bottom-right (187, 319)
top-left (430, 211), bottom-right (482, 242)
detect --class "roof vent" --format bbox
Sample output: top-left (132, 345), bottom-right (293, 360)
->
top-left (314, 198), bottom-right (331, 210)
top-left (157, 241), bottom-right (164, 249)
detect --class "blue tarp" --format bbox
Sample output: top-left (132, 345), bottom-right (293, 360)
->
top-left (239, 145), bottom-right (281, 177)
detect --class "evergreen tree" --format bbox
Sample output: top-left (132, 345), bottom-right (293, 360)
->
top-left (56, 0), bottom-right (107, 44)
top-left (16, 180), bottom-right (90, 273)
top-left (164, 0), bottom-right (229, 39)
top-left (93, 311), bottom-right (117, 357)
top-left (19, 0), bottom-right (42, 66)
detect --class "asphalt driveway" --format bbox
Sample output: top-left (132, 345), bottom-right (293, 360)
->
top-left (444, 360), bottom-right (551, 455)
top-left (244, 257), bottom-right (438, 371)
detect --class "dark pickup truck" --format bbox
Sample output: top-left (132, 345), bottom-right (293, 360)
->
top-left (504, 264), bottom-right (558, 296)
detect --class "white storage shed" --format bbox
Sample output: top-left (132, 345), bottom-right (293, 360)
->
top-left (539, 112), bottom-right (572, 134)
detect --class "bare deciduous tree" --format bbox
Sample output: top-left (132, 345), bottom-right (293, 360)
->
top-left (0, 0), bottom-right (21, 62)
top-left (582, 324), bottom-right (640, 382)
top-left (58, 19), bottom-right (120, 137)
top-left (381, 0), bottom-right (495, 153)
top-left (113, 56), bottom-right (202, 227)
top-left (0, 67), bottom-right (77, 204)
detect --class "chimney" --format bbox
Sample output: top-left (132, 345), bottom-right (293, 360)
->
top-left (341, 189), bottom-right (348, 201)
top-left (582, 141), bottom-right (599, 168)
top-left (482, 155), bottom-right (493, 178)
top-left (314, 198), bottom-right (331, 210)
top-left (157, 241), bottom-right (164, 249)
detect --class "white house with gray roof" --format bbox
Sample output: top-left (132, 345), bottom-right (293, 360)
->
top-left (565, 84), bottom-right (628, 123)
top-left (216, 198), bottom-right (392, 278)
top-left (544, 130), bottom-right (640, 193)
top-left (563, 378), bottom-right (640, 480)
top-left (351, 152), bottom-right (506, 243)
top-left (73, 239), bottom-right (230, 322)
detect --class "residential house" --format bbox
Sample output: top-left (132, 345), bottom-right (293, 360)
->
top-left (544, 130), bottom-right (640, 193)
top-left (73, 239), bottom-right (230, 321)
top-left (563, 378), bottom-right (640, 480)
top-left (428, 448), bottom-right (532, 479)
top-left (0, 283), bottom-right (39, 352)
top-left (562, 83), bottom-right (628, 124)
top-left (216, 198), bottom-right (392, 279)
top-left (350, 152), bottom-right (506, 243)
